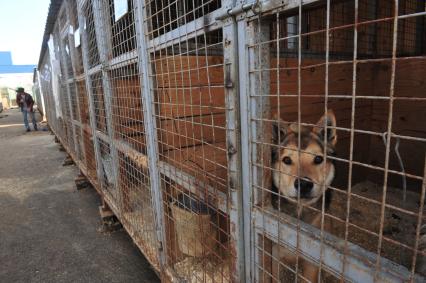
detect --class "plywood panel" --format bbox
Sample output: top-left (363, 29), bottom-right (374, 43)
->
top-left (154, 56), bottom-right (224, 88)
top-left (156, 86), bottom-right (225, 119)
top-left (157, 113), bottom-right (226, 152)
top-left (366, 58), bottom-right (426, 189)
top-left (162, 142), bottom-right (228, 190)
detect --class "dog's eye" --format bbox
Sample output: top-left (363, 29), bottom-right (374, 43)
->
top-left (314, 155), bottom-right (324, 164)
top-left (282, 156), bottom-right (292, 165)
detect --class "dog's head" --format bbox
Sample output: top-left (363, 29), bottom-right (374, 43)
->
top-left (271, 111), bottom-right (337, 205)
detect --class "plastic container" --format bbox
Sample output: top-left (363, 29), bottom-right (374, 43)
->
top-left (171, 194), bottom-right (216, 257)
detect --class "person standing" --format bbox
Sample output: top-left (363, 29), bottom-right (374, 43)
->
top-left (15, 87), bottom-right (38, 132)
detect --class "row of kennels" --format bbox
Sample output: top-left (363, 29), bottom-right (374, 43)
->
top-left (35, 0), bottom-right (426, 282)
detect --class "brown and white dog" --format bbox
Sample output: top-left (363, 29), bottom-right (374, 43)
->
top-left (270, 111), bottom-right (337, 282)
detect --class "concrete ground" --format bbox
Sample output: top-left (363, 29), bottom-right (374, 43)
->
top-left (0, 109), bottom-right (159, 283)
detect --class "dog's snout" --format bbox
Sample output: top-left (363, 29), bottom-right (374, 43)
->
top-left (294, 178), bottom-right (314, 197)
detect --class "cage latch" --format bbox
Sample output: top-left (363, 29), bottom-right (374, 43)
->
top-left (215, 3), bottom-right (259, 21)
top-left (157, 230), bottom-right (163, 251)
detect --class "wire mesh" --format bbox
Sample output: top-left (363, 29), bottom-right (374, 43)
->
top-left (249, 0), bottom-right (426, 282)
top-left (83, 126), bottom-right (98, 182)
top-left (108, 0), bottom-right (137, 57)
top-left (69, 82), bottom-right (80, 123)
top-left (145, 0), bottom-right (221, 39)
top-left (36, 0), bottom-right (426, 282)
top-left (83, 0), bottom-right (100, 68)
top-left (90, 72), bottom-right (108, 134)
top-left (63, 37), bottom-right (74, 78)
top-left (107, 1), bottom-right (160, 261)
top-left (144, 0), bottom-right (231, 277)
top-left (69, 0), bottom-right (85, 76)
top-left (110, 64), bottom-right (146, 152)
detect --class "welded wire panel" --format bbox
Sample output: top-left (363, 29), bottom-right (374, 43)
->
top-left (117, 151), bottom-right (160, 268)
top-left (63, 37), bottom-right (74, 78)
top-left (74, 125), bottom-right (84, 161)
top-left (106, 26), bottom-right (160, 265)
top-left (249, 0), bottom-right (426, 282)
top-left (69, 82), bottom-right (80, 123)
top-left (58, 82), bottom-right (72, 151)
top-left (77, 79), bottom-right (90, 125)
top-left (83, 0), bottom-right (100, 68)
top-left (110, 64), bottom-right (146, 152)
top-left (98, 136), bottom-right (116, 196)
top-left (107, 0), bottom-right (136, 57)
top-left (69, 0), bottom-right (85, 75)
top-left (145, 0), bottom-right (221, 39)
top-left (59, 8), bottom-right (68, 32)
top-left (90, 72), bottom-right (108, 134)
top-left (39, 52), bottom-right (61, 137)
top-left (75, 79), bottom-right (95, 175)
top-left (83, 127), bottom-right (98, 182)
top-left (144, 0), bottom-right (232, 275)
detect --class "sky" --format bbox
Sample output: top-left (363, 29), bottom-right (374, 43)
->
top-left (0, 0), bottom-right (51, 65)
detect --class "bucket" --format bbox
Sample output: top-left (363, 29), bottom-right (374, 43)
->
top-left (171, 194), bottom-right (216, 257)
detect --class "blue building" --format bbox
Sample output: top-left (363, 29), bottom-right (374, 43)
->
top-left (0, 51), bottom-right (35, 74)
top-left (0, 51), bottom-right (36, 108)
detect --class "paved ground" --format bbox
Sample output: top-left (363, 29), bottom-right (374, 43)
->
top-left (0, 109), bottom-right (159, 283)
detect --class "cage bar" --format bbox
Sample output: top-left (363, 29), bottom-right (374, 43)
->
top-left (36, 0), bottom-right (426, 282)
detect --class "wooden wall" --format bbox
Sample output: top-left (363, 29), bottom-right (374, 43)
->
top-left (366, 58), bottom-right (426, 189)
top-left (153, 55), bottom-right (228, 191)
top-left (269, 56), bottom-right (426, 191)
top-left (111, 75), bottom-right (146, 151)
top-left (143, 54), bottom-right (426, 194)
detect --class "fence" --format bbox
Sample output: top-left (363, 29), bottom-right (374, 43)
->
top-left (35, 0), bottom-right (426, 282)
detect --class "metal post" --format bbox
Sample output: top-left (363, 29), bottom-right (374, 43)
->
top-left (246, 15), bottom-right (271, 282)
top-left (58, 6), bottom-right (79, 157)
top-left (65, 0), bottom-right (85, 163)
top-left (222, 0), bottom-right (246, 281)
top-left (237, 17), bottom-right (253, 282)
top-left (77, 0), bottom-right (106, 189)
top-left (92, 0), bottom-right (121, 197)
top-left (134, 0), bottom-right (166, 270)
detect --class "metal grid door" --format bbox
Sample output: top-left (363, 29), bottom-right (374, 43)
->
top-left (137, 0), bottom-right (244, 281)
top-left (242, 0), bottom-right (426, 282)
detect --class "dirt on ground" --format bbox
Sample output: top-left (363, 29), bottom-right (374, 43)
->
top-left (0, 109), bottom-right (159, 283)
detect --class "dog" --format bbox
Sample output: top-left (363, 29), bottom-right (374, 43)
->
top-left (270, 110), bottom-right (337, 283)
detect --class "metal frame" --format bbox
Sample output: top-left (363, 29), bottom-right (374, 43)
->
top-left (222, 0), bottom-right (246, 280)
top-left (91, 0), bottom-right (121, 197)
top-left (77, 0), bottom-right (106, 191)
top-left (57, 3), bottom-right (79, 158)
top-left (134, 0), bottom-right (167, 270)
top-left (36, 0), bottom-right (426, 282)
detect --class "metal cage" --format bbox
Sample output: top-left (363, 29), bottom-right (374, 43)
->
top-left (35, 0), bottom-right (426, 282)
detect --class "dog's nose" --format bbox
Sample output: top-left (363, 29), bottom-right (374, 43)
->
top-left (294, 178), bottom-right (313, 197)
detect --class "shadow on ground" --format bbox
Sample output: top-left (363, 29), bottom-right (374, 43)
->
top-left (0, 109), bottom-right (159, 283)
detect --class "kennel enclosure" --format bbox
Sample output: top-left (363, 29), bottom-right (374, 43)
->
top-left (35, 0), bottom-right (426, 282)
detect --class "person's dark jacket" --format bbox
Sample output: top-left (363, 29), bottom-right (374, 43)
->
top-left (16, 92), bottom-right (35, 112)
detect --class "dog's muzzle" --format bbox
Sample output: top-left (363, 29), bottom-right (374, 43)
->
top-left (294, 177), bottom-right (314, 198)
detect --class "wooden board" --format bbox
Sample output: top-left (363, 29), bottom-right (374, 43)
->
top-left (77, 81), bottom-right (90, 124)
top-left (111, 77), bottom-right (147, 149)
top-left (82, 127), bottom-right (97, 180)
top-left (154, 56), bottom-right (224, 88)
top-left (161, 142), bottom-right (228, 190)
top-left (157, 113), bottom-right (226, 152)
top-left (365, 58), bottom-right (426, 189)
top-left (155, 86), bottom-right (225, 119)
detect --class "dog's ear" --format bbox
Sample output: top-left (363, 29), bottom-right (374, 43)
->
top-left (314, 110), bottom-right (337, 146)
top-left (272, 117), bottom-right (289, 144)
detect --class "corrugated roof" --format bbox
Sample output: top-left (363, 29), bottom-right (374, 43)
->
top-left (37, 0), bottom-right (64, 69)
